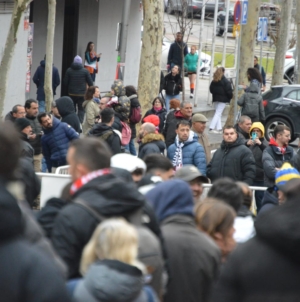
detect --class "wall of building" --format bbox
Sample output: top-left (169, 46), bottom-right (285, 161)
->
top-left (0, 12), bottom-right (28, 115)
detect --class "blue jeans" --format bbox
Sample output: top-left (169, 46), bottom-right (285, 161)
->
top-left (66, 278), bottom-right (81, 297)
top-left (253, 180), bottom-right (265, 213)
top-left (125, 138), bottom-right (137, 156)
top-left (164, 94), bottom-right (180, 111)
top-left (38, 100), bottom-right (46, 113)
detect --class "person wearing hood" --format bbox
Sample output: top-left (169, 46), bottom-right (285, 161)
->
top-left (125, 85), bottom-right (142, 156)
top-left (38, 112), bottom-right (79, 172)
top-left (32, 56), bottom-right (60, 113)
top-left (146, 179), bottom-right (220, 302)
top-left (246, 122), bottom-right (268, 211)
top-left (212, 178), bottom-right (300, 302)
top-left (207, 126), bottom-right (256, 185)
top-left (138, 123), bottom-right (166, 160)
top-left (88, 108), bottom-right (121, 154)
top-left (164, 65), bottom-right (182, 111)
top-left (163, 101), bottom-right (193, 148)
top-left (55, 96), bottom-right (82, 133)
top-left (262, 124), bottom-right (296, 187)
top-left (143, 97), bottom-right (167, 133)
top-left (82, 86), bottom-right (100, 135)
top-left (51, 138), bottom-right (164, 293)
top-left (167, 120), bottom-right (207, 175)
top-left (63, 55), bottom-right (93, 123)
top-left (259, 163), bottom-right (300, 216)
top-left (237, 68), bottom-right (265, 123)
top-left (72, 218), bottom-right (158, 302)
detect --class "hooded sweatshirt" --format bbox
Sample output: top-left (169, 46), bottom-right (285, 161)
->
top-left (55, 96), bottom-right (82, 133)
top-left (74, 260), bottom-right (147, 302)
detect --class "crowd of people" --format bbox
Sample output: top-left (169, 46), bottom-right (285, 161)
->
top-left (2, 37), bottom-right (300, 301)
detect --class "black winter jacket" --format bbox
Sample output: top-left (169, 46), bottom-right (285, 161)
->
top-left (213, 200), bottom-right (300, 302)
top-left (209, 75), bottom-right (233, 103)
top-left (138, 133), bottom-right (166, 159)
top-left (63, 63), bottom-right (93, 95)
top-left (51, 174), bottom-right (147, 278)
top-left (164, 73), bottom-right (182, 96)
top-left (167, 41), bottom-right (188, 67)
top-left (234, 124), bottom-right (249, 141)
top-left (88, 123), bottom-right (122, 155)
top-left (56, 96), bottom-right (82, 133)
top-left (143, 107), bottom-right (167, 133)
top-left (20, 133), bottom-right (34, 165)
top-left (163, 110), bottom-right (191, 148)
top-left (258, 187), bottom-right (278, 217)
top-left (25, 114), bottom-right (42, 155)
top-left (248, 138), bottom-right (268, 181)
top-left (207, 137), bottom-right (256, 185)
top-left (128, 94), bottom-right (141, 139)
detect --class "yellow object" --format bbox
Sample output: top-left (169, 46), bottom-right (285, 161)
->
top-left (233, 24), bottom-right (241, 38)
top-left (249, 122), bottom-right (265, 138)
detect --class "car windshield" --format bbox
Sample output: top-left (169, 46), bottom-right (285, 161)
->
top-left (263, 87), bottom-right (283, 100)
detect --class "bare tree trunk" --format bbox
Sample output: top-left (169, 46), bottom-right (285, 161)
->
top-left (295, 0), bottom-right (300, 84)
top-left (138, 0), bottom-right (164, 115)
top-left (44, 0), bottom-right (56, 112)
top-left (225, 0), bottom-right (260, 127)
top-left (0, 0), bottom-right (30, 118)
top-left (271, 0), bottom-right (292, 85)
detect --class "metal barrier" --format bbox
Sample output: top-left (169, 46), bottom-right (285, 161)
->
top-left (203, 184), bottom-right (268, 191)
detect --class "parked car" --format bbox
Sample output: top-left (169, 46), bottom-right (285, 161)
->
top-left (263, 85), bottom-right (300, 142)
top-left (161, 36), bottom-right (211, 75)
top-left (216, 3), bottom-right (280, 36)
top-left (283, 47), bottom-right (296, 84)
top-left (167, 0), bottom-right (224, 17)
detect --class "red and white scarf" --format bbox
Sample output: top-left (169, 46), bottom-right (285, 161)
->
top-left (70, 168), bottom-right (111, 195)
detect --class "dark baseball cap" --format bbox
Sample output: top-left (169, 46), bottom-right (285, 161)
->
top-left (175, 165), bottom-right (209, 183)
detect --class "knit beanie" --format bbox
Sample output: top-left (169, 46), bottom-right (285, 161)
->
top-left (14, 118), bottom-right (31, 132)
top-left (275, 163), bottom-right (300, 190)
top-left (73, 55), bottom-right (82, 64)
top-left (143, 114), bottom-right (160, 127)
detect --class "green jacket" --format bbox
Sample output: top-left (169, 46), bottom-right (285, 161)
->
top-left (184, 53), bottom-right (200, 72)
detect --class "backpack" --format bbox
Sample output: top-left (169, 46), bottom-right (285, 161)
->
top-left (120, 121), bottom-right (132, 146)
top-left (130, 106), bottom-right (142, 124)
top-left (74, 198), bottom-right (164, 296)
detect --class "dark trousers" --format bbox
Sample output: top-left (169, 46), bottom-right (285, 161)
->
top-left (253, 180), bottom-right (265, 213)
top-left (69, 95), bottom-right (84, 123)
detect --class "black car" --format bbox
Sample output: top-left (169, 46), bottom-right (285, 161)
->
top-left (216, 3), bottom-right (280, 36)
top-left (263, 85), bottom-right (300, 142)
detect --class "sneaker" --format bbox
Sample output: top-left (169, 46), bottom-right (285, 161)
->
top-left (209, 129), bottom-right (219, 134)
top-left (217, 130), bottom-right (223, 134)
top-left (190, 93), bottom-right (194, 99)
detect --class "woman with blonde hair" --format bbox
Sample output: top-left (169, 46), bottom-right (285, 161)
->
top-left (209, 67), bottom-right (233, 134)
top-left (195, 199), bottom-right (236, 262)
top-left (73, 218), bottom-right (158, 302)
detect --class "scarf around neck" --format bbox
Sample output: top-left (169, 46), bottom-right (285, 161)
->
top-left (172, 131), bottom-right (194, 170)
top-left (70, 168), bottom-right (111, 195)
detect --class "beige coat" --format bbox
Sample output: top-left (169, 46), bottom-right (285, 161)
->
top-left (82, 99), bottom-right (100, 135)
top-left (192, 127), bottom-right (211, 163)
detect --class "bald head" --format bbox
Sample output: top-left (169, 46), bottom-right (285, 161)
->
top-left (142, 122), bottom-right (156, 134)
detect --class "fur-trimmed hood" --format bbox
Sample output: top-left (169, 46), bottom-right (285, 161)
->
top-left (141, 133), bottom-right (165, 144)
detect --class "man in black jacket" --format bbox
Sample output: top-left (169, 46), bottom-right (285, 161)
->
top-left (163, 101), bottom-right (193, 148)
top-left (5, 104), bottom-right (26, 123)
top-left (234, 115), bottom-right (252, 141)
top-left (25, 99), bottom-right (43, 172)
top-left (138, 123), bottom-right (165, 159)
top-left (88, 108), bottom-right (121, 154)
top-left (167, 32), bottom-right (188, 71)
top-left (207, 126), bottom-right (256, 185)
top-left (55, 96), bottom-right (82, 133)
top-left (63, 55), bottom-right (93, 123)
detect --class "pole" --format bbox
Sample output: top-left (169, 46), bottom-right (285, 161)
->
top-left (118, 0), bottom-right (131, 80)
top-left (207, 0), bottom-right (219, 105)
top-left (221, 0), bottom-right (231, 66)
top-left (259, 39), bottom-right (263, 74)
top-left (234, 25), bottom-right (242, 121)
top-left (194, 2), bottom-right (206, 106)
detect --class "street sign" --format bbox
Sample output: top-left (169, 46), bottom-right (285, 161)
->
top-left (257, 17), bottom-right (268, 42)
top-left (234, 1), bottom-right (241, 25)
top-left (241, 0), bottom-right (248, 25)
